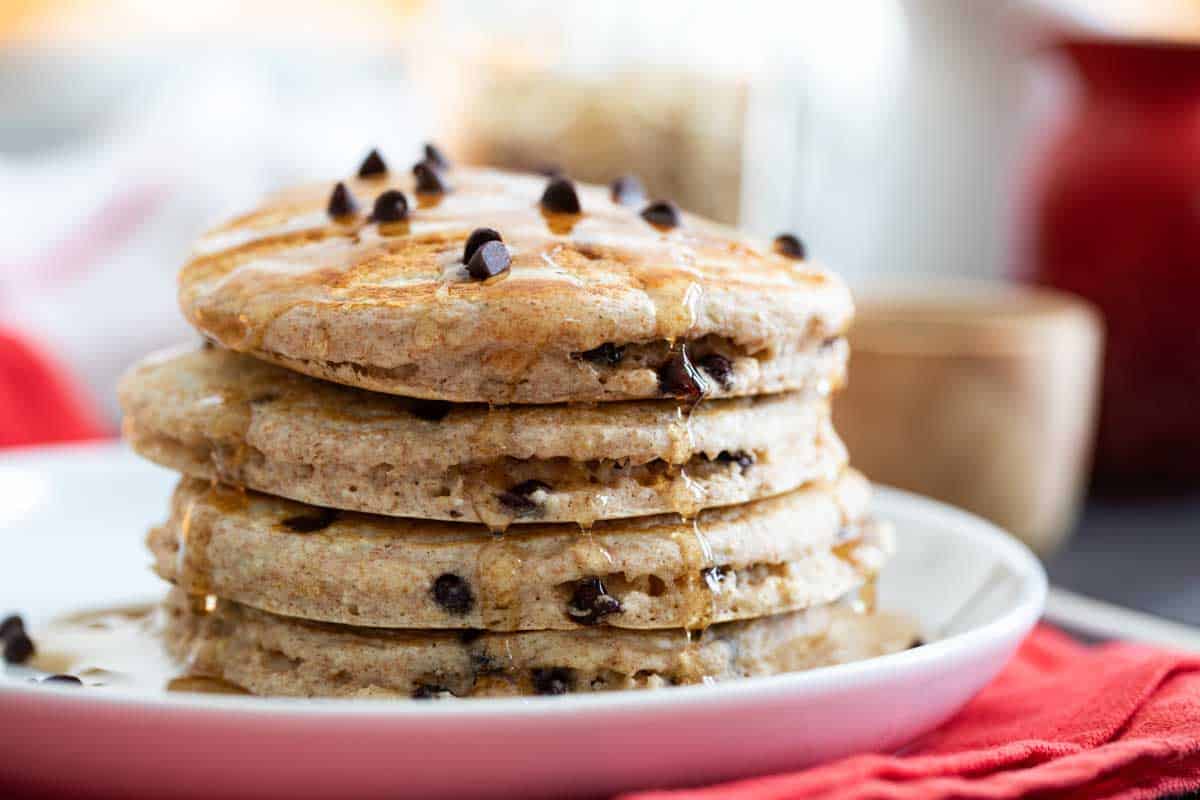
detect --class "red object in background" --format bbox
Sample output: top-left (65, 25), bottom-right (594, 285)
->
top-left (1030, 39), bottom-right (1200, 493)
top-left (624, 626), bottom-right (1200, 800)
top-left (0, 327), bottom-right (108, 448)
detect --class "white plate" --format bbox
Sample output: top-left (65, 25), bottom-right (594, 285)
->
top-left (0, 443), bottom-right (1045, 799)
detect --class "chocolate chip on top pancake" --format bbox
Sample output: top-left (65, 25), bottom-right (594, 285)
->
top-left (178, 167), bottom-right (852, 403)
top-left (119, 346), bottom-right (847, 529)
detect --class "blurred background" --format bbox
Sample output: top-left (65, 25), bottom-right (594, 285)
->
top-left (0, 1), bottom-right (1197, 620)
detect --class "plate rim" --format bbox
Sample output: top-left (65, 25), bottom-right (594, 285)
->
top-left (0, 441), bottom-right (1047, 719)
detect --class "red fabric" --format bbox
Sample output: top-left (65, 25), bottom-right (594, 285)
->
top-left (624, 626), bottom-right (1200, 800)
top-left (0, 327), bottom-right (109, 448)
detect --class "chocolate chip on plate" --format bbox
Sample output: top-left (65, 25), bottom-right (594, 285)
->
top-left (42, 674), bottom-right (82, 686)
top-left (567, 577), bottom-right (623, 625)
top-left (497, 480), bottom-right (551, 517)
top-left (408, 399), bottom-right (452, 422)
top-left (357, 148), bottom-right (388, 178)
top-left (610, 175), bottom-right (645, 206)
top-left (280, 508), bottom-right (339, 533)
top-left (412, 160), bottom-right (449, 194)
top-left (327, 182), bottom-right (359, 218)
top-left (466, 240), bottom-right (511, 280)
top-left (696, 353), bottom-right (732, 389)
top-left (4, 632), bottom-right (34, 664)
top-left (640, 200), bottom-right (681, 229)
top-left (423, 142), bottom-right (452, 170)
top-left (432, 573), bottom-right (474, 615)
top-left (715, 450), bottom-right (754, 470)
top-left (532, 667), bottom-right (573, 696)
top-left (540, 177), bottom-right (582, 214)
top-left (657, 346), bottom-right (707, 403)
top-left (463, 227), bottom-right (502, 264)
top-left (0, 614), bottom-right (25, 641)
top-left (575, 342), bottom-right (625, 366)
top-left (773, 233), bottom-right (806, 259)
top-left (369, 189), bottom-right (409, 223)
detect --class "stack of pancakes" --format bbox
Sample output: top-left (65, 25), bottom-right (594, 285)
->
top-left (118, 149), bottom-right (914, 698)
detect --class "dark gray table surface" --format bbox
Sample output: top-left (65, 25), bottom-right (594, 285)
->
top-left (1047, 494), bottom-right (1200, 626)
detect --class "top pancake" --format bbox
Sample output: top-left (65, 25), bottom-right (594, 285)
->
top-left (179, 160), bottom-right (853, 403)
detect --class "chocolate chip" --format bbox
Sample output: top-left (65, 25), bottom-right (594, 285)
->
top-left (463, 227), bottom-right (502, 264)
top-left (715, 450), bottom-right (754, 471)
top-left (423, 142), bottom-right (451, 170)
top-left (458, 628), bottom-right (485, 644)
top-left (412, 683), bottom-right (453, 699)
top-left (327, 182), bottom-right (358, 218)
top-left (357, 149), bottom-right (388, 178)
top-left (497, 480), bottom-right (551, 517)
top-left (532, 667), bottom-right (573, 695)
top-left (0, 614), bottom-right (25, 641)
top-left (540, 177), bottom-right (581, 214)
top-left (575, 342), bottom-right (625, 366)
top-left (773, 233), bottom-right (806, 259)
top-left (413, 160), bottom-right (449, 194)
top-left (4, 632), bottom-right (34, 664)
top-left (466, 240), bottom-right (511, 280)
top-left (433, 573), bottom-right (474, 615)
top-left (610, 175), bottom-right (646, 206)
top-left (641, 201), bottom-right (681, 229)
top-left (696, 353), bottom-right (733, 389)
top-left (281, 508), bottom-right (339, 533)
top-left (567, 577), bottom-right (623, 625)
top-left (657, 346), bottom-right (707, 403)
top-left (409, 399), bottom-right (452, 422)
top-left (370, 189), bottom-right (409, 223)
top-left (702, 566), bottom-right (729, 591)
top-left (42, 674), bottom-right (82, 686)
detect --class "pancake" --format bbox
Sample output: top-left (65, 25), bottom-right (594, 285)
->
top-left (119, 346), bottom-right (847, 528)
top-left (163, 589), bottom-right (917, 698)
top-left (178, 164), bottom-right (852, 403)
top-left (149, 472), bottom-right (884, 631)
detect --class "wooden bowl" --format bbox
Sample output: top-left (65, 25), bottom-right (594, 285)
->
top-left (835, 282), bottom-right (1103, 556)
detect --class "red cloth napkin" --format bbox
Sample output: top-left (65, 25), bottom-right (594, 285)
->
top-left (0, 327), bottom-right (108, 449)
top-left (624, 626), bottom-right (1200, 800)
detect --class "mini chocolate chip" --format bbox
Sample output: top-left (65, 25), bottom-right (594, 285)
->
top-left (497, 480), bottom-right (552, 517)
top-left (327, 182), bottom-right (358, 218)
top-left (466, 240), bottom-right (511, 280)
top-left (423, 142), bottom-right (451, 170)
top-left (433, 573), bottom-right (474, 615)
top-left (532, 667), bottom-right (573, 696)
top-left (773, 233), bottom-right (806, 259)
top-left (567, 577), bottom-right (623, 625)
top-left (409, 399), bottom-right (452, 422)
top-left (0, 614), bottom-right (25, 641)
top-left (42, 674), bottom-right (82, 686)
top-left (641, 200), bottom-right (681, 229)
top-left (448, 510), bottom-right (463, 519)
top-left (370, 189), bottom-right (409, 223)
top-left (575, 342), bottom-right (625, 366)
top-left (412, 683), bottom-right (452, 699)
top-left (696, 353), bottom-right (733, 389)
top-left (4, 632), bottom-right (34, 664)
top-left (702, 566), bottom-right (729, 591)
top-left (657, 346), bottom-right (707, 403)
top-left (281, 508), bottom-right (339, 533)
top-left (413, 160), bottom-right (448, 193)
top-left (463, 227), bottom-right (502, 264)
top-left (540, 177), bottom-right (581, 214)
top-left (610, 174), bottom-right (646, 206)
top-left (715, 450), bottom-right (754, 470)
top-left (357, 149), bottom-right (388, 178)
